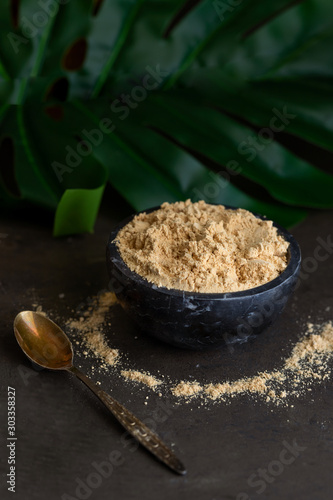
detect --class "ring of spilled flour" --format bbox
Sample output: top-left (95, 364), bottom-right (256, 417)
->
top-left (44, 291), bottom-right (333, 407)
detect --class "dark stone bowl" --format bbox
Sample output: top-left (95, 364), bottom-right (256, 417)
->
top-left (106, 206), bottom-right (301, 350)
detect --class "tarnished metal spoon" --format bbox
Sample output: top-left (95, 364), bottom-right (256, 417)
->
top-left (13, 311), bottom-right (186, 475)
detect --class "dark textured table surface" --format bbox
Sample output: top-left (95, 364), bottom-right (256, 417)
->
top-left (1, 194), bottom-right (333, 500)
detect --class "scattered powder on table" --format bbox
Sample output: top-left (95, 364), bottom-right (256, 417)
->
top-left (68, 291), bottom-right (119, 367)
top-left (171, 321), bottom-right (333, 404)
top-left (59, 290), bottom-right (333, 405)
top-left (116, 199), bottom-right (289, 293)
top-left (121, 370), bottom-right (163, 388)
top-left (172, 381), bottom-right (202, 397)
top-left (285, 321), bottom-right (333, 371)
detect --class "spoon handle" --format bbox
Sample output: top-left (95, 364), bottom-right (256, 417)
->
top-left (69, 366), bottom-right (186, 475)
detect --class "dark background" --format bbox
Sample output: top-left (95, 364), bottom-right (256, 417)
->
top-left (1, 189), bottom-right (332, 500)
top-left (1, 1), bottom-right (333, 498)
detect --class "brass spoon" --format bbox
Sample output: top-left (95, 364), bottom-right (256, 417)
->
top-left (14, 311), bottom-right (186, 475)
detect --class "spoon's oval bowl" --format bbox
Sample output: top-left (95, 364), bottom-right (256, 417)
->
top-left (14, 311), bottom-right (73, 370)
top-left (106, 205), bottom-right (301, 350)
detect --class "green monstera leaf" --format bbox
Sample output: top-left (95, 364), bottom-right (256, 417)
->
top-left (0, 0), bottom-right (332, 235)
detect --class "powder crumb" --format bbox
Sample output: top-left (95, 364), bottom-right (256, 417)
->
top-left (121, 370), bottom-right (163, 388)
top-left (35, 305), bottom-right (47, 317)
top-left (172, 381), bottom-right (203, 397)
top-left (116, 199), bottom-right (289, 293)
top-left (68, 291), bottom-right (119, 368)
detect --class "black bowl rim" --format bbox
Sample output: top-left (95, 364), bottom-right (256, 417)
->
top-left (107, 204), bottom-right (301, 300)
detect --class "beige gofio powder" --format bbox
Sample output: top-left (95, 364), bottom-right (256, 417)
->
top-left (68, 291), bottom-right (119, 368)
top-left (116, 200), bottom-right (289, 293)
top-left (65, 292), bottom-right (333, 407)
top-left (121, 370), bottom-right (163, 388)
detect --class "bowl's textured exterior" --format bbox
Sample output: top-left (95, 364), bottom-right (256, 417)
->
top-left (106, 206), bottom-right (301, 350)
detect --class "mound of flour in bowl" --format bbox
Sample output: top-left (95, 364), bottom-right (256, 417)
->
top-left (116, 200), bottom-right (289, 293)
